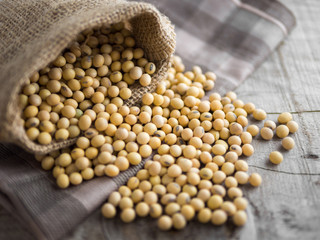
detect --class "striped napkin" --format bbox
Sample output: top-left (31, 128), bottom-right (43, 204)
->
top-left (0, 0), bottom-right (295, 239)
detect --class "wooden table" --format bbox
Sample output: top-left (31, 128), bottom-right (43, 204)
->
top-left (1, 0), bottom-right (319, 239)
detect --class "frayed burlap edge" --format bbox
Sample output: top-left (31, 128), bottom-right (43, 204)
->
top-left (0, 0), bottom-right (175, 154)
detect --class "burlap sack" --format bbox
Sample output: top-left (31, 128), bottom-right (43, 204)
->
top-left (0, 0), bottom-right (175, 154)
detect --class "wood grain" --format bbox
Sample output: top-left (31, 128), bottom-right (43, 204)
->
top-left (1, 0), bottom-right (320, 239)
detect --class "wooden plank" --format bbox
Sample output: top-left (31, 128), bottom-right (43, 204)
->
top-left (242, 112), bottom-right (320, 240)
top-left (231, 0), bottom-right (320, 238)
top-left (237, 0), bottom-right (320, 113)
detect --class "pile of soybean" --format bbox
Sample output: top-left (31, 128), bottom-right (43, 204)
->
top-left (19, 22), bottom-right (299, 230)
top-left (100, 58), bottom-right (299, 230)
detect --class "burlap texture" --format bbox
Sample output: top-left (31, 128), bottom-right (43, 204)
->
top-left (0, 0), bottom-right (175, 154)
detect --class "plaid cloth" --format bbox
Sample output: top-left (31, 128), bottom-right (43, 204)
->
top-left (0, 0), bottom-right (295, 239)
top-left (151, 0), bottom-right (295, 94)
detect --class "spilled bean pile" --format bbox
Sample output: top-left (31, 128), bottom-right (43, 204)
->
top-left (100, 58), bottom-right (299, 229)
top-left (19, 23), bottom-right (299, 230)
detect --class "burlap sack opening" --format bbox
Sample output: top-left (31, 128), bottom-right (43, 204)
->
top-left (0, 0), bottom-right (175, 154)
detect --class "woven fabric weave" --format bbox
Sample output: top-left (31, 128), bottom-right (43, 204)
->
top-left (0, 0), bottom-right (175, 154)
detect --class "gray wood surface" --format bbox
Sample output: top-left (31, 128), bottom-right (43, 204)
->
top-left (1, 0), bottom-right (320, 239)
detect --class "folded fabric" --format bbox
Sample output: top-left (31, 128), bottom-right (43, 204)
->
top-left (151, 0), bottom-right (295, 94)
top-left (0, 0), bottom-right (295, 239)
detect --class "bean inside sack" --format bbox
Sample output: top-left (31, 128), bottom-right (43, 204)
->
top-left (20, 22), bottom-right (157, 146)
